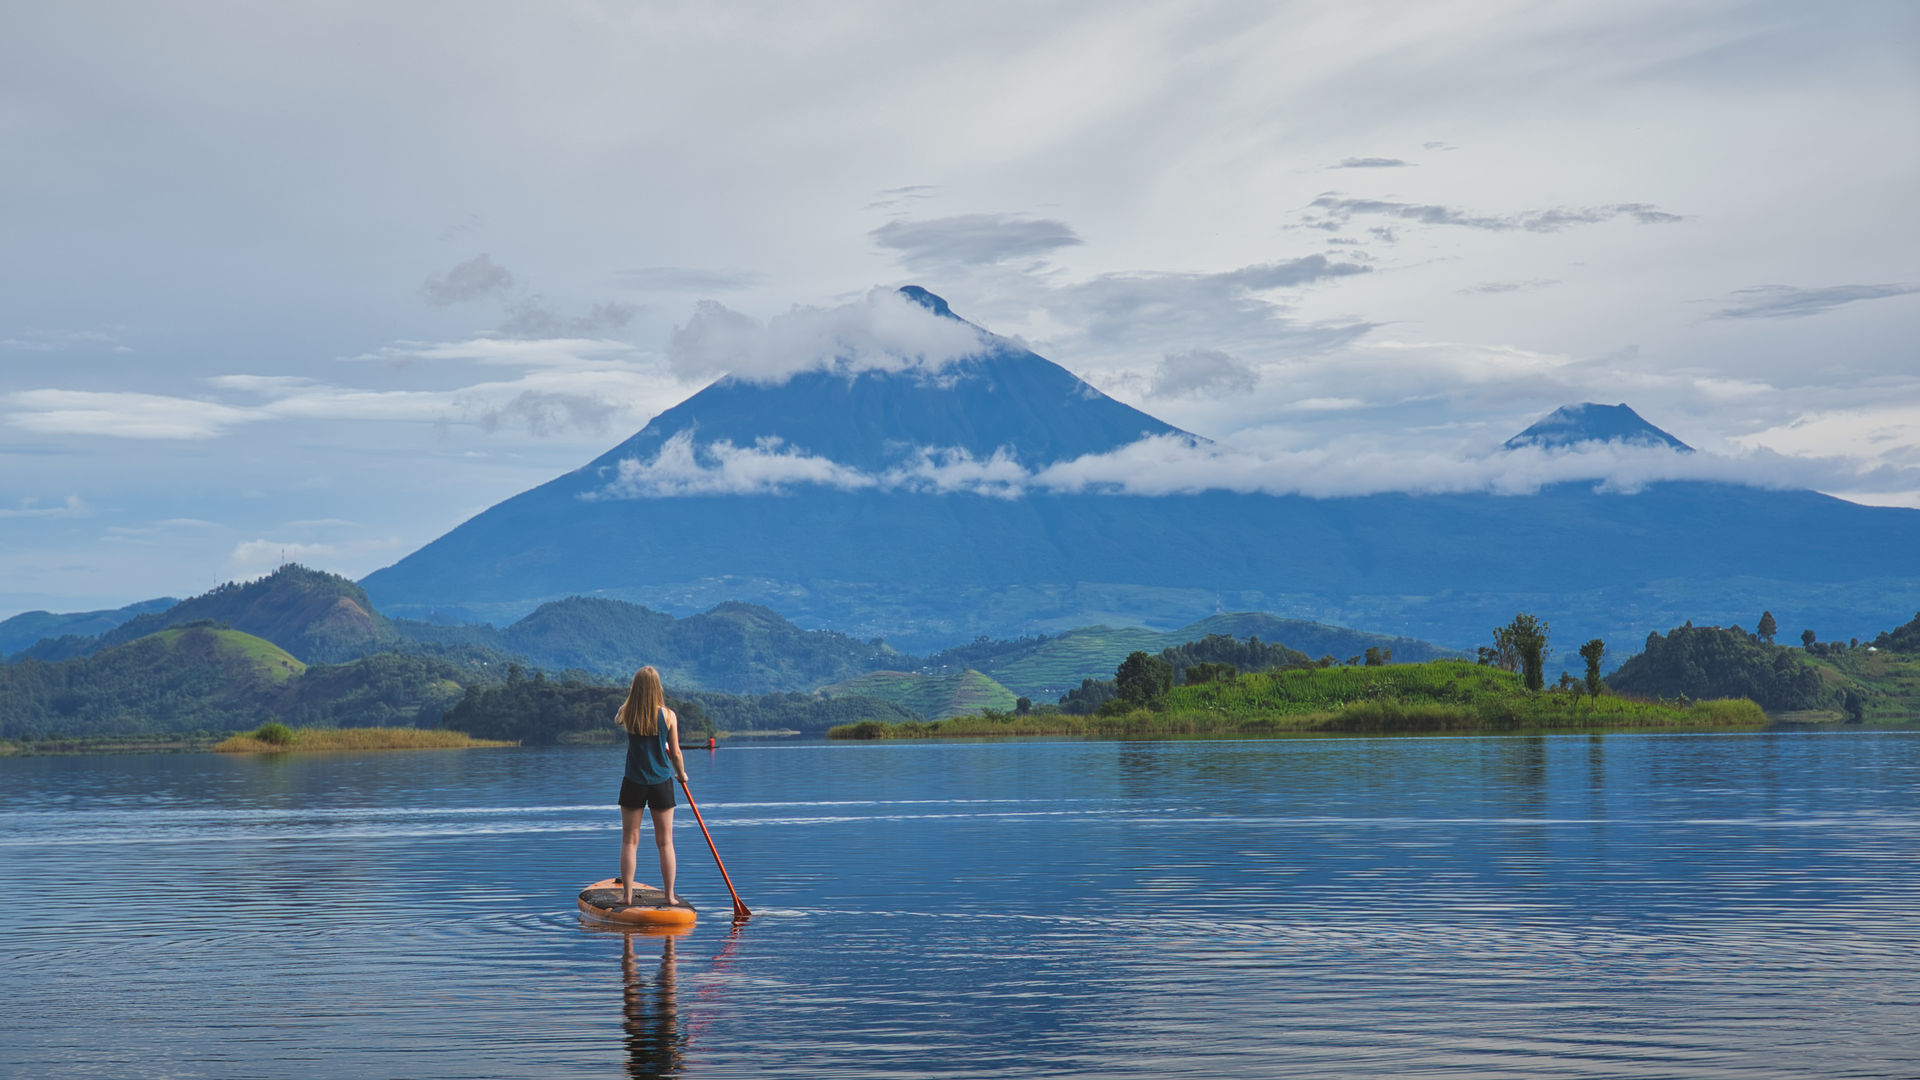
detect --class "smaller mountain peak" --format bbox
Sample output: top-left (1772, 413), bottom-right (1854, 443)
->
top-left (1505, 402), bottom-right (1692, 452)
top-left (897, 285), bottom-right (956, 319)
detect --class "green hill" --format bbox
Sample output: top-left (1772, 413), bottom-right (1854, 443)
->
top-left (922, 613), bottom-right (1457, 699)
top-left (93, 565), bottom-right (398, 663)
top-left (0, 624), bottom-right (304, 739)
top-left (399, 596), bottom-right (899, 692)
top-left (1607, 623), bottom-right (1830, 712)
top-left (0, 623), bottom-right (485, 740)
top-left (820, 669), bottom-right (1019, 718)
top-left (1804, 648), bottom-right (1920, 721)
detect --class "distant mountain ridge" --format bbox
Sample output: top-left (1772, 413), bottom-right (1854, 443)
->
top-left (0, 598), bottom-right (177, 658)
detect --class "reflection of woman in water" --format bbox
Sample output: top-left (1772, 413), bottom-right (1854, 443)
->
top-left (621, 933), bottom-right (685, 1079)
top-left (615, 666), bottom-right (689, 908)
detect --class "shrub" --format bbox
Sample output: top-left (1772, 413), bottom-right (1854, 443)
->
top-left (253, 721), bottom-right (295, 746)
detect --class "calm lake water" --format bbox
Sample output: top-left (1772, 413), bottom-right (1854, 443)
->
top-left (3, 732), bottom-right (1917, 1079)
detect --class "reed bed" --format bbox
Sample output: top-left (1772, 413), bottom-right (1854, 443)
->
top-left (213, 725), bottom-right (515, 753)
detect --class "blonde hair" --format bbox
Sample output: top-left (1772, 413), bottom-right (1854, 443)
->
top-left (617, 666), bottom-right (665, 735)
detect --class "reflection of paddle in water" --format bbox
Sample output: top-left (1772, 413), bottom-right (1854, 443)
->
top-left (621, 933), bottom-right (686, 1080)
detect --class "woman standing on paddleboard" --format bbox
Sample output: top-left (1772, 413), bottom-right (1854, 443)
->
top-left (615, 666), bottom-right (689, 908)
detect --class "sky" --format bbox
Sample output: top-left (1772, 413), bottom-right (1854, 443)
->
top-left (3, 0), bottom-right (1917, 617)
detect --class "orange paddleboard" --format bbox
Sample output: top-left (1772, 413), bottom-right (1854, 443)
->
top-left (577, 878), bottom-right (698, 928)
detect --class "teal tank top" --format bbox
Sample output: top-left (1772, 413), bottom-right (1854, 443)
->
top-left (623, 708), bottom-right (676, 785)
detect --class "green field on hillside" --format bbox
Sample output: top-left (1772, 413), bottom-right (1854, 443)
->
top-left (821, 668), bottom-right (1019, 717)
top-left (147, 626), bottom-right (308, 682)
top-left (830, 661), bottom-right (1768, 738)
top-left (1804, 649), bottom-right (1920, 721)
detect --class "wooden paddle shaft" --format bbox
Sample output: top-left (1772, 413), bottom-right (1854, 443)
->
top-left (679, 775), bottom-right (751, 920)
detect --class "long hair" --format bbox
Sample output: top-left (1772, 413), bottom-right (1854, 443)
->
top-left (617, 666), bottom-right (665, 736)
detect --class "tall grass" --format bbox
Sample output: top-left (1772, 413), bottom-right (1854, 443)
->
top-left (213, 725), bottom-right (516, 753)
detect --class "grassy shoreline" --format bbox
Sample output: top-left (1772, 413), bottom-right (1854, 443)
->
top-left (829, 699), bottom-right (1769, 740)
top-left (213, 726), bottom-right (516, 753)
top-left (830, 661), bottom-right (1772, 740)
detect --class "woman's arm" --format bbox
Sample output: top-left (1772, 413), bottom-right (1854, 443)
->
top-left (663, 707), bottom-right (688, 781)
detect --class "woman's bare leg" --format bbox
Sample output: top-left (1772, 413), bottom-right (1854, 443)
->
top-left (619, 806), bottom-right (645, 905)
top-left (651, 806), bottom-right (679, 905)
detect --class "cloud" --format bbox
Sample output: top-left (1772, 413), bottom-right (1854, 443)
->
top-left (349, 337), bottom-right (638, 368)
top-left (0, 495), bottom-right (88, 519)
top-left (615, 267), bottom-right (766, 292)
top-left (1709, 283), bottom-right (1920, 320)
top-left (590, 430), bottom-right (876, 498)
top-left (584, 427), bottom-right (1920, 504)
top-left (9, 357), bottom-right (667, 441)
top-left (865, 185), bottom-right (939, 211)
top-left (1149, 349), bottom-right (1259, 398)
top-left (871, 213), bottom-right (1082, 270)
top-left (1001, 256), bottom-right (1374, 360)
top-left (666, 287), bottom-right (989, 384)
top-left (1459, 279), bottom-right (1560, 294)
top-left (1735, 401), bottom-right (1920, 466)
top-left (3, 390), bottom-right (266, 439)
top-left (1, 329), bottom-right (126, 353)
top-left (497, 299), bottom-right (639, 339)
top-left (228, 536), bottom-right (401, 580)
top-left (1304, 196), bottom-right (1684, 234)
top-left (1332, 157), bottom-right (1413, 169)
top-left (422, 253), bottom-right (514, 306)
top-left (466, 390), bottom-right (623, 437)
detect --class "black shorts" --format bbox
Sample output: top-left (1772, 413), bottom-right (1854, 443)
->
top-left (618, 777), bottom-right (676, 811)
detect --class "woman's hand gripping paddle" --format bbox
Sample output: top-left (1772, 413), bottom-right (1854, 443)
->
top-left (678, 775), bottom-right (751, 921)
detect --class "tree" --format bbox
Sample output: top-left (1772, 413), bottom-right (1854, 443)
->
top-left (1114, 651), bottom-right (1173, 709)
top-left (1057, 678), bottom-right (1116, 715)
top-left (1015, 696), bottom-right (1031, 715)
top-left (1801, 629), bottom-right (1816, 648)
top-left (1757, 611), bottom-right (1778, 643)
top-left (1363, 646), bottom-right (1383, 666)
top-left (1578, 638), bottom-right (1606, 697)
top-left (1843, 689), bottom-right (1866, 724)
top-left (1483, 624), bottom-right (1523, 674)
top-left (1496, 614), bottom-right (1551, 691)
top-left (1182, 662), bottom-right (1237, 685)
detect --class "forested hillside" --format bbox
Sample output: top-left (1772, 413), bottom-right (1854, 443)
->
top-left (86, 566), bottom-right (398, 663)
top-left (0, 624), bottom-right (479, 739)
top-left (916, 615), bottom-right (1439, 698)
top-left (1607, 623), bottom-right (1829, 711)
top-left (437, 666), bottom-right (919, 741)
top-left (399, 597), bottom-right (898, 691)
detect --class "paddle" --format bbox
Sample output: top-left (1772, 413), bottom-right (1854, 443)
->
top-left (678, 774), bottom-right (751, 921)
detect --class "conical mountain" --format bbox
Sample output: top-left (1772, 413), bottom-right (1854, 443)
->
top-left (363, 290), bottom-right (1920, 658)
top-left (582, 285), bottom-right (1182, 478)
top-left (1504, 402), bottom-right (1692, 451)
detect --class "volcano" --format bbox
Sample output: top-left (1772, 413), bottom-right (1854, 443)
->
top-left (1504, 402), bottom-right (1692, 452)
top-left (362, 289), bottom-right (1920, 657)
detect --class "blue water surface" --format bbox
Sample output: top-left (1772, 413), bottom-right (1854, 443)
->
top-left (2, 731), bottom-right (1916, 1078)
